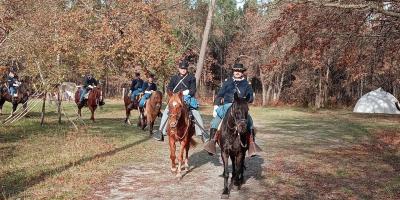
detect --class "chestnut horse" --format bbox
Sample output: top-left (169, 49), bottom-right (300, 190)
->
top-left (0, 83), bottom-right (29, 115)
top-left (166, 91), bottom-right (196, 178)
top-left (74, 86), bottom-right (104, 122)
top-left (137, 91), bottom-right (163, 135)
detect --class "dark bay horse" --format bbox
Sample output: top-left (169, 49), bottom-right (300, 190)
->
top-left (74, 86), bottom-right (104, 122)
top-left (218, 93), bottom-right (250, 199)
top-left (137, 91), bottom-right (163, 135)
top-left (0, 83), bottom-right (29, 115)
top-left (166, 91), bottom-right (196, 178)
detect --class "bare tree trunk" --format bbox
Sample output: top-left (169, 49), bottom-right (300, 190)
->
top-left (195, 0), bottom-right (216, 90)
top-left (316, 70), bottom-right (322, 109)
top-left (57, 89), bottom-right (62, 124)
top-left (266, 85), bottom-right (272, 105)
top-left (323, 66), bottom-right (330, 107)
top-left (277, 72), bottom-right (285, 101)
top-left (41, 91), bottom-right (47, 126)
top-left (360, 78), bottom-right (364, 97)
top-left (262, 82), bottom-right (268, 106)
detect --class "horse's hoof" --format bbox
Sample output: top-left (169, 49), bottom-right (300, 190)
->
top-left (171, 167), bottom-right (177, 172)
top-left (233, 185), bottom-right (240, 191)
top-left (221, 194), bottom-right (229, 199)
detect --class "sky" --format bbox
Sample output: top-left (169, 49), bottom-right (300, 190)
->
top-left (236, 0), bottom-right (245, 9)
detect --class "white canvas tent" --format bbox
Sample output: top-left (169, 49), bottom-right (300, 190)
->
top-left (353, 88), bottom-right (400, 114)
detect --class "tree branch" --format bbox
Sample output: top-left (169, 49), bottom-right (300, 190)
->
top-left (303, 0), bottom-right (400, 18)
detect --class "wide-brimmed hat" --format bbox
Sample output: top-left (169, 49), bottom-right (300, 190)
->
top-left (232, 63), bottom-right (246, 72)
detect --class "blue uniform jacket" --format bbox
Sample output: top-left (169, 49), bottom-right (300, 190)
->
top-left (142, 82), bottom-right (157, 91)
top-left (83, 77), bottom-right (98, 88)
top-left (131, 78), bottom-right (144, 91)
top-left (167, 73), bottom-right (196, 97)
top-left (215, 77), bottom-right (254, 105)
top-left (7, 76), bottom-right (17, 88)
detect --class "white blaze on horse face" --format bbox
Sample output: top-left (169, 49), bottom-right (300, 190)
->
top-left (172, 101), bottom-right (178, 107)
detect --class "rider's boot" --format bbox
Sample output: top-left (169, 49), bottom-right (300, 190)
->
top-left (203, 128), bottom-right (217, 156)
top-left (248, 129), bottom-right (262, 157)
top-left (153, 130), bottom-right (164, 141)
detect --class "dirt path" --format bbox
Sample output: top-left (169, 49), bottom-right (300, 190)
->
top-left (90, 125), bottom-right (269, 200)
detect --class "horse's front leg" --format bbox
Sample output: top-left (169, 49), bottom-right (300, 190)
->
top-left (176, 140), bottom-right (186, 178)
top-left (78, 106), bottom-right (82, 117)
top-left (125, 107), bottom-right (131, 125)
top-left (149, 119), bottom-right (154, 135)
top-left (238, 149), bottom-right (246, 186)
top-left (221, 151), bottom-right (230, 199)
top-left (11, 103), bottom-right (18, 115)
top-left (233, 153), bottom-right (244, 189)
top-left (0, 99), bottom-right (4, 115)
top-left (169, 136), bottom-right (177, 173)
top-left (90, 106), bottom-right (96, 122)
top-left (184, 141), bottom-right (190, 170)
top-left (231, 155), bottom-right (237, 187)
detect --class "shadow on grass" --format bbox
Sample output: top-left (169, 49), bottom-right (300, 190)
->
top-left (265, 117), bottom-right (371, 144)
top-left (259, 142), bottom-right (400, 199)
top-left (0, 136), bottom-right (151, 198)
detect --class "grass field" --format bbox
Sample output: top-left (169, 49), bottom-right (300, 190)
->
top-left (0, 99), bottom-right (399, 199)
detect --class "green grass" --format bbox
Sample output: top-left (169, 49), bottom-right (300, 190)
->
top-left (0, 100), bottom-right (153, 199)
top-left (0, 101), bottom-right (399, 199)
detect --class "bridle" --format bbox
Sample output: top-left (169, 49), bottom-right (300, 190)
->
top-left (168, 98), bottom-right (189, 141)
top-left (226, 102), bottom-right (248, 148)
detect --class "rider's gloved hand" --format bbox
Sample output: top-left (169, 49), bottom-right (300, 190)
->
top-left (213, 105), bottom-right (218, 117)
top-left (145, 91), bottom-right (152, 94)
top-left (182, 89), bottom-right (189, 96)
top-left (88, 85), bottom-right (94, 89)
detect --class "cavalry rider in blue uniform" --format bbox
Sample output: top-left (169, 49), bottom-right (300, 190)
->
top-left (128, 72), bottom-right (144, 109)
top-left (138, 74), bottom-right (157, 109)
top-left (204, 63), bottom-right (261, 157)
top-left (153, 59), bottom-right (208, 142)
top-left (79, 73), bottom-right (98, 106)
top-left (7, 70), bottom-right (20, 97)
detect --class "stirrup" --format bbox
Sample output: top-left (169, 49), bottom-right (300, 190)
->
top-left (248, 142), bottom-right (262, 157)
top-left (203, 139), bottom-right (217, 155)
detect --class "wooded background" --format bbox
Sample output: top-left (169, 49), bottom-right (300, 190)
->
top-left (1, 0), bottom-right (399, 108)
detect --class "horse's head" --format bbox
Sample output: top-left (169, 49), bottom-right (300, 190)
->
top-left (152, 91), bottom-right (163, 109)
top-left (231, 92), bottom-right (250, 135)
top-left (167, 91), bottom-right (184, 129)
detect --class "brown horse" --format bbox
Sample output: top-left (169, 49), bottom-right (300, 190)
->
top-left (74, 86), bottom-right (104, 122)
top-left (137, 91), bottom-right (163, 135)
top-left (0, 83), bottom-right (29, 115)
top-left (166, 91), bottom-right (196, 178)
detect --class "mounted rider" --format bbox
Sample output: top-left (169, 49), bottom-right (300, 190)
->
top-left (153, 59), bottom-right (208, 142)
top-left (79, 73), bottom-right (98, 106)
top-left (204, 63), bottom-right (262, 157)
top-left (7, 70), bottom-right (21, 97)
top-left (128, 72), bottom-right (144, 109)
top-left (138, 74), bottom-right (157, 109)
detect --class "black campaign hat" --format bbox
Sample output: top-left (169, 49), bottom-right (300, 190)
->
top-left (179, 60), bottom-right (189, 69)
top-left (232, 63), bottom-right (246, 72)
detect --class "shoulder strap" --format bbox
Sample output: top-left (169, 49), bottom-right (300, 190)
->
top-left (172, 74), bottom-right (188, 92)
